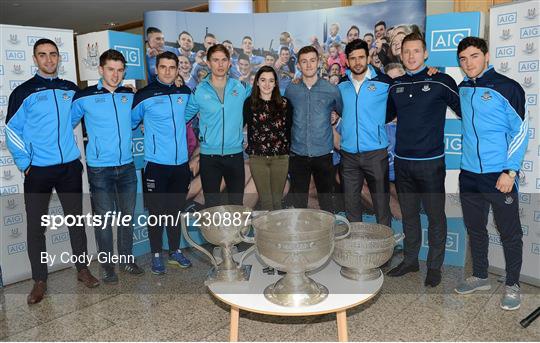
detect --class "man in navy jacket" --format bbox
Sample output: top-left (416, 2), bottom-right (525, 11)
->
top-left (454, 37), bottom-right (528, 311)
top-left (386, 33), bottom-right (461, 287)
top-left (6, 39), bottom-right (99, 304)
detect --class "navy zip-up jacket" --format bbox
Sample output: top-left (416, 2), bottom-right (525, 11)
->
top-left (386, 66), bottom-right (461, 160)
top-left (5, 73), bottom-right (80, 171)
top-left (336, 65), bottom-right (393, 153)
top-left (131, 79), bottom-right (192, 166)
top-left (71, 80), bottom-right (134, 167)
top-left (459, 66), bottom-right (528, 173)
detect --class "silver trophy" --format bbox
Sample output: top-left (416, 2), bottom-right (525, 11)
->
top-left (181, 205), bottom-right (254, 285)
top-left (333, 222), bottom-right (404, 281)
top-left (243, 209), bottom-right (350, 307)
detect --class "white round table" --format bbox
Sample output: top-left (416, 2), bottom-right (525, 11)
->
top-left (208, 253), bottom-right (384, 342)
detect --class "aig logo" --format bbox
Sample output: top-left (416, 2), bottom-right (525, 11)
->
top-left (51, 232), bottom-right (69, 244)
top-left (521, 26), bottom-right (539, 39)
top-left (114, 45), bottom-right (141, 67)
top-left (0, 156), bottom-right (14, 167)
top-left (488, 233), bottom-right (502, 246)
top-left (522, 160), bottom-right (533, 172)
top-left (133, 225), bottom-right (148, 241)
top-left (444, 133), bottom-right (462, 154)
top-left (48, 205), bottom-right (64, 216)
top-left (132, 137), bottom-right (144, 157)
top-left (5, 50), bottom-right (25, 61)
top-left (519, 193), bottom-right (530, 204)
top-left (518, 60), bottom-right (539, 73)
top-left (527, 94), bottom-right (538, 106)
top-left (496, 46), bottom-right (515, 58)
top-left (497, 12), bottom-right (517, 25)
top-left (4, 213), bottom-right (23, 226)
top-left (0, 184), bottom-right (19, 195)
top-left (27, 36), bottom-right (43, 46)
top-left (430, 29), bottom-right (471, 52)
top-left (8, 241), bottom-right (26, 255)
top-left (9, 80), bottom-right (24, 90)
top-left (422, 230), bottom-right (459, 252)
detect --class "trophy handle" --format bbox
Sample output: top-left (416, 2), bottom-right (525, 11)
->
top-left (180, 212), bottom-right (218, 267)
top-left (393, 233), bottom-right (405, 245)
top-left (237, 244), bottom-right (256, 267)
top-left (239, 224), bottom-right (255, 244)
top-left (334, 214), bottom-right (351, 240)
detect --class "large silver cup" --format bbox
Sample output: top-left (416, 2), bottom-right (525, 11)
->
top-left (181, 205), bottom-right (254, 285)
top-left (333, 222), bottom-right (404, 281)
top-left (243, 209), bottom-right (350, 307)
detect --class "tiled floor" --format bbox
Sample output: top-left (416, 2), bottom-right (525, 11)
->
top-left (1, 248), bottom-right (539, 341)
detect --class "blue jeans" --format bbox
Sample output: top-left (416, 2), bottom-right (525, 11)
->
top-left (88, 162), bottom-right (137, 267)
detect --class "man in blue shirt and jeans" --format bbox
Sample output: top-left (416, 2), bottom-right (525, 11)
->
top-left (71, 49), bottom-right (144, 283)
top-left (285, 46), bottom-right (343, 211)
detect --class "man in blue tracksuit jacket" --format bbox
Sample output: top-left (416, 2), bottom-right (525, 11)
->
top-left (5, 39), bottom-right (99, 304)
top-left (386, 33), bottom-right (461, 287)
top-left (335, 39), bottom-right (392, 225)
top-left (185, 44), bottom-right (251, 207)
top-left (454, 37), bottom-right (528, 311)
top-left (71, 49), bottom-right (143, 283)
top-left (132, 51), bottom-right (193, 274)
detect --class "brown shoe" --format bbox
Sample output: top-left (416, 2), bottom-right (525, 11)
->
top-left (77, 268), bottom-right (100, 288)
top-left (27, 281), bottom-right (47, 305)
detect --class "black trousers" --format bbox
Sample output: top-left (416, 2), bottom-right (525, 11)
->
top-left (341, 149), bottom-right (391, 225)
top-left (143, 162), bottom-right (190, 254)
top-left (199, 153), bottom-right (245, 208)
top-left (289, 153), bottom-right (334, 212)
top-left (459, 170), bottom-right (522, 286)
top-left (395, 157), bottom-right (447, 269)
top-left (23, 159), bottom-right (87, 281)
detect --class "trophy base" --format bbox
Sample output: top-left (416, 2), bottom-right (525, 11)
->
top-left (204, 265), bottom-right (252, 286)
top-left (264, 274), bottom-right (328, 307)
top-left (340, 267), bottom-right (381, 281)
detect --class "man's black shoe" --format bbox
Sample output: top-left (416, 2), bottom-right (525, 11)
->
top-left (424, 268), bottom-right (441, 287)
top-left (386, 262), bottom-right (419, 277)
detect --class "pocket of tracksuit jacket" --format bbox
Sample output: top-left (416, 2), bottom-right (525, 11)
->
top-left (199, 125), bottom-right (207, 143)
top-left (29, 142), bottom-right (34, 165)
top-left (152, 134), bottom-right (156, 154)
top-left (378, 125), bottom-right (382, 145)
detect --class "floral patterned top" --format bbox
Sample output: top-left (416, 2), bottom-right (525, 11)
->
top-left (243, 97), bottom-right (293, 156)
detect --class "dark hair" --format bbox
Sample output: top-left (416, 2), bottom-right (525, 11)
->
top-left (207, 44), bottom-right (230, 60)
top-left (146, 27), bottom-right (162, 37)
top-left (155, 51), bottom-right (178, 68)
top-left (237, 53), bottom-right (250, 63)
top-left (375, 21), bottom-right (386, 29)
top-left (345, 39), bottom-right (369, 59)
top-left (297, 45), bottom-right (319, 60)
top-left (250, 65), bottom-right (285, 114)
top-left (242, 36), bottom-right (253, 42)
top-left (401, 32), bottom-right (426, 50)
top-left (457, 36), bottom-right (488, 55)
top-left (204, 33), bottom-right (216, 40)
top-left (223, 39), bottom-right (233, 45)
top-left (99, 49), bottom-right (126, 67)
top-left (347, 25), bottom-right (360, 37)
top-left (178, 31), bottom-right (192, 40)
top-left (279, 46), bottom-right (290, 54)
top-left (33, 38), bottom-right (58, 55)
top-left (364, 33), bottom-right (374, 38)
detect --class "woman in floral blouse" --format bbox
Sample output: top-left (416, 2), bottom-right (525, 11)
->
top-left (243, 66), bottom-right (293, 210)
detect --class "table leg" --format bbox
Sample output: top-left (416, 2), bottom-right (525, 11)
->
top-left (230, 306), bottom-right (240, 342)
top-left (336, 310), bottom-right (348, 342)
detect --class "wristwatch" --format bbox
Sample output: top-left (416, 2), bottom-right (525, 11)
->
top-left (504, 169), bottom-right (517, 178)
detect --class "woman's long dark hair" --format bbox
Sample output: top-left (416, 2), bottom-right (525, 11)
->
top-left (250, 65), bottom-right (286, 114)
